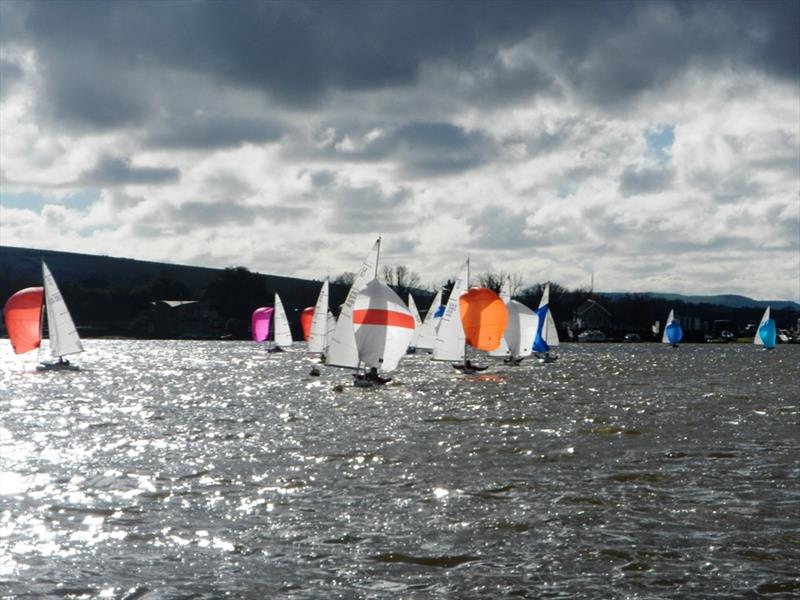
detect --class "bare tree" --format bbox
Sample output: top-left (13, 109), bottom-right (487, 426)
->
top-left (382, 264), bottom-right (423, 295)
top-left (476, 271), bottom-right (525, 296)
top-left (332, 272), bottom-right (355, 286)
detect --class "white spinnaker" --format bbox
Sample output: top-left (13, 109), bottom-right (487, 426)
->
top-left (308, 280), bottom-right (330, 354)
top-left (273, 293), bottom-right (293, 347)
top-left (353, 279), bottom-right (415, 372)
top-left (505, 300), bottom-right (536, 358)
top-left (753, 306), bottom-right (770, 346)
top-left (489, 276), bottom-right (512, 358)
top-left (433, 260), bottom-right (469, 362)
top-left (407, 294), bottom-right (422, 347)
top-left (326, 239), bottom-right (380, 368)
top-left (42, 261), bottom-right (83, 358)
top-left (414, 289), bottom-right (442, 351)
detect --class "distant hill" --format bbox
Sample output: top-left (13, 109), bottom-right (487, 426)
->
top-left (598, 292), bottom-right (800, 311)
top-left (0, 245), bottom-right (303, 293)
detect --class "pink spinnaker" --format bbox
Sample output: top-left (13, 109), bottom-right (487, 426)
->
top-left (251, 307), bottom-right (273, 342)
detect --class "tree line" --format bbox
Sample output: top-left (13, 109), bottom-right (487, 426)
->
top-left (2, 263), bottom-right (796, 340)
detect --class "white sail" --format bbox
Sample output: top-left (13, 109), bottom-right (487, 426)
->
top-left (327, 239), bottom-right (380, 369)
top-left (433, 259), bottom-right (469, 361)
top-left (505, 300), bottom-right (536, 358)
top-left (308, 280), bottom-right (330, 354)
top-left (273, 293), bottom-right (293, 347)
top-left (753, 306), bottom-right (770, 346)
top-left (407, 294), bottom-right (422, 348)
top-left (42, 261), bottom-right (83, 358)
top-left (414, 289), bottom-right (442, 351)
top-left (353, 279), bottom-right (416, 372)
top-left (661, 309), bottom-right (674, 344)
top-left (326, 310), bottom-right (336, 349)
top-left (489, 275), bottom-right (512, 358)
top-left (532, 283), bottom-right (560, 353)
top-left (543, 309), bottom-right (560, 347)
top-left (539, 285), bottom-right (560, 348)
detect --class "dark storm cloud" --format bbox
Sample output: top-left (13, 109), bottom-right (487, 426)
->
top-left (0, 58), bottom-right (23, 100)
top-left (79, 156), bottom-right (180, 186)
top-left (146, 115), bottom-right (285, 150)
top-left (305, 121), bottom-right (497, 177)
top-left (3, 1), bottom-right (795, 130)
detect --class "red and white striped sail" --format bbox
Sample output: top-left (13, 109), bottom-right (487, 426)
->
top-left (327, 239), bottom-right (380, 368)
top-left (353, 279), bottom-right (416, 372)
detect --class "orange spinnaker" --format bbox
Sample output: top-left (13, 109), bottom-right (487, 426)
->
top-left (300, 307), bottom-right (314, 341)
top-left (3, 287), bottom-right (44, 354)
top-left (459, 287), bottom-right (508, 351)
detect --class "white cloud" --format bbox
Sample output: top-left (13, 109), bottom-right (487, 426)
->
top-left (0, 1), bottom-right (797, 300)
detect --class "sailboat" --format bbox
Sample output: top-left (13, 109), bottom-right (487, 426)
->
top-left (413, 289), bottom-right (442, 352)
top-left (326, 238), bottom-right (416, 386)
top-left (269, 292), bottom-right (293, 352)
top-left (662, 309), bottom-right (683, 347)
top-left (300, 306), bottom-right (314, 341)
top-left (406, 294), bottom-right (423, 353)
top-left (307, 279), bottom-right (331, 356)
top-left (753, 306), bottom-right (776, 350)
top-left (433, 259), bottom-right (508, 374)
top-left (532, 283), bottom-right (560, 362)
top-left (504, 298), bottom-right (537, 365)
top-left (433, 260), bottom-right (469, 364)
top-left (3, 260), bottom-right (84, 370)
top-left (352, 279), bottom-right (416, 386)
top-left (251, 306), bottom-right (273, 345)
top-left (488, 276), bottom-right (512, 361)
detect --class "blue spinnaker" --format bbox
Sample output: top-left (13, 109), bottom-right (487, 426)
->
top-left (758, 319), bottom-right (777, 349)
top-left (532, 305), bottom-right (549, 353)
top-left (666, 321), bottom-right (683, 344)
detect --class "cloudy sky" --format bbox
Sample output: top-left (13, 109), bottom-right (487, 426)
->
top-left (1, 0), bottom-right (798, 299)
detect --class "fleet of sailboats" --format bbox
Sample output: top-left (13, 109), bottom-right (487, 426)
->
top-left (3, 253), bottom-right (790, 380)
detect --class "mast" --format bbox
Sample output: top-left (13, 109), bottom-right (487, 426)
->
top-left (464, 259), bottom-right (469, 361)
top-left (375, 236), bottom-right (381, 279)
top-left (39, 258), bottom-right (46, 351)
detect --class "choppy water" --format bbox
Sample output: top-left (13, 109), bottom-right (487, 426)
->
top-left (1, 341), bottom-right (798, 599)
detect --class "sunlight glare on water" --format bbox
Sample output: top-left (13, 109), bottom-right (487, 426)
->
top-left (1, 340), bottom-right (798, 598)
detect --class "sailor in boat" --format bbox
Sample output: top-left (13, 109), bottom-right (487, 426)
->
top-left (365, 366), bottom-right (391, 384)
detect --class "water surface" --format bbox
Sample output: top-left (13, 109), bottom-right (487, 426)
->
top-left (1, 341), bottom-right (798, 598)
